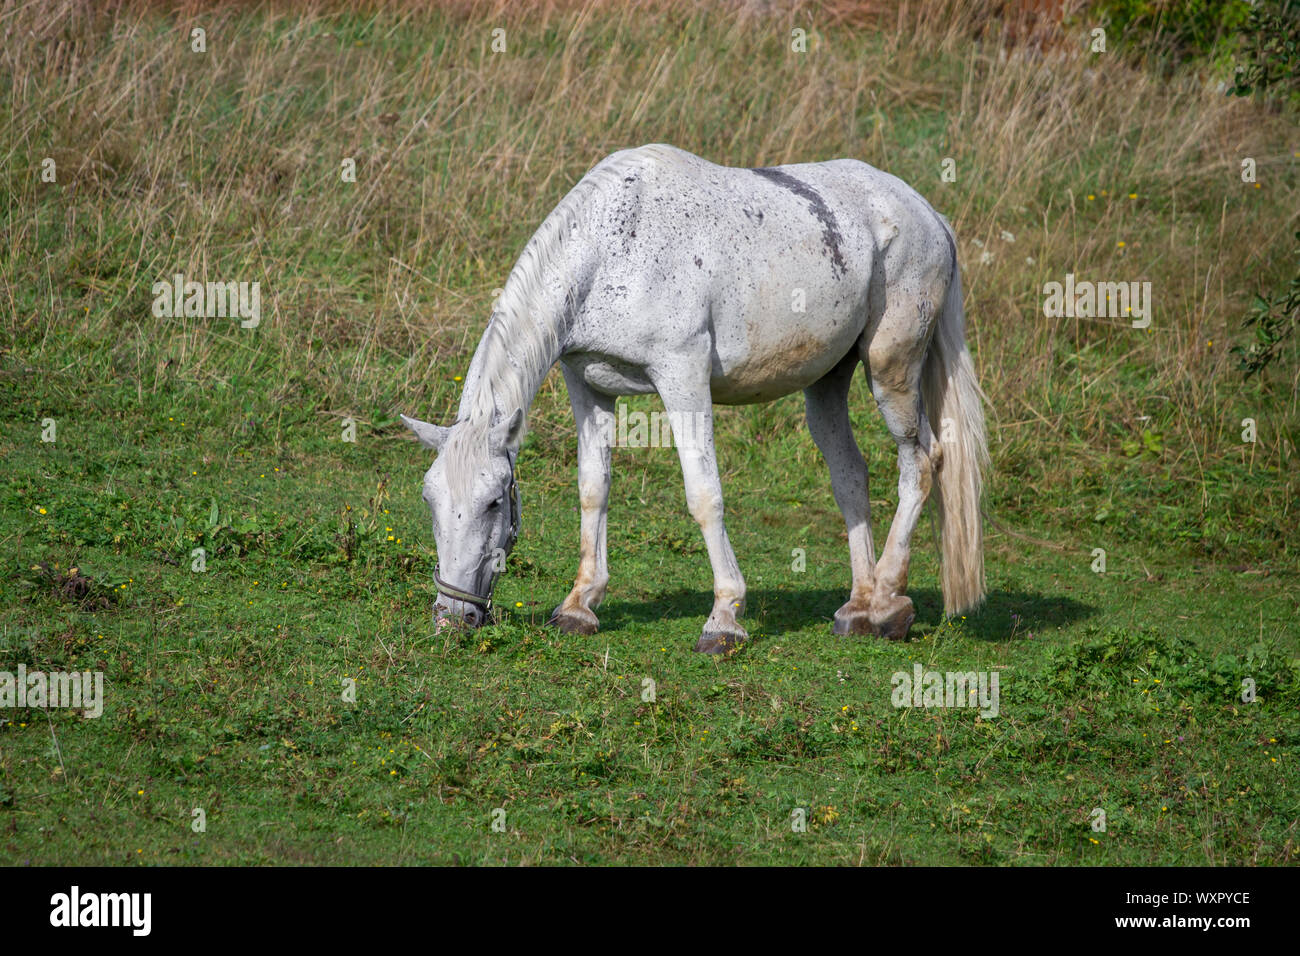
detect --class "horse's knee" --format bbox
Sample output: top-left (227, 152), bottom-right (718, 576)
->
top-left (578, 478), bottom-right (607, 511)
top-left (685, 487), bottom-right (723, 527)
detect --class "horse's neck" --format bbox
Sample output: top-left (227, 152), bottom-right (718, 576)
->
top-left (456, 182), bottom-right (602, 425)
top-left (455, 274), bottom-right (569, 425)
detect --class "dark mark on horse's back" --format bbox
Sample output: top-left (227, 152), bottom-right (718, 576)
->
top-left (750, 166), bottom-right (846, 278)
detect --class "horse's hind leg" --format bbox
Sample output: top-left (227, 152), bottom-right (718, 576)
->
top-left (803, 351), bottom-right (879, 635)
top-left (550, 366), bottom-right (615, 636)
top-left (863, 300), bottom-right (942, 640)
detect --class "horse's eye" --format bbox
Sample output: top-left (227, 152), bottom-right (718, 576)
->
top-left (488, 497), bottom-right (502, 511)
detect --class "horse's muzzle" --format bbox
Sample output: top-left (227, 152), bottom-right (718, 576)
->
top-left (434, 594), bottom-right (487, 630)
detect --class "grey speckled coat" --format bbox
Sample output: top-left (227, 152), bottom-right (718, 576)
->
top-left (402, 144), bottom-right (988, 652)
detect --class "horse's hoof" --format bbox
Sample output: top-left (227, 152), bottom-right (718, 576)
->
top-left (695, 628), bottom-right (749, 654)
top-left (549, 604), bottom-right (599, 635)
top-left (832, 602), bottom-right (875, 636)
top-left (870, 597), bottom-right (916, 641)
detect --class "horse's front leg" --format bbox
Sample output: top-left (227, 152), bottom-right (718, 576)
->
top-left (653, 365), bottom-right (748, 654)
top-left (549, 366), bottom-right (614, 636)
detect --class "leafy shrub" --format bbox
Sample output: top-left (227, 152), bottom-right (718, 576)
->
top-left (1089, 0), bottom-right (1252, 64)
top-left (1229, 0), bottom-right (1300, 108)
top-left (1231, 231), bottom-right (1300, 379)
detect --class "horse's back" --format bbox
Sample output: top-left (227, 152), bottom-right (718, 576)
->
top-left (565, 145), bottom-right (952, 403)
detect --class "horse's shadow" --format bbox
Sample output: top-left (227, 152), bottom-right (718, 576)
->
top-left (597, 584), bottom-right (1094, 643)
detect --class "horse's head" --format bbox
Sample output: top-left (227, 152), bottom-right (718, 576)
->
top-left (401, 408), bottom-right (523, 630)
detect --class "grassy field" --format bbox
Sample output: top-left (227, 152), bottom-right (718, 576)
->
top-left (1, 0), bottom-right (1297, 865)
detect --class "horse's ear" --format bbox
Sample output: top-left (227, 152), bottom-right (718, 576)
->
top-left (490, 407), bottom-right (525, 455)
top-left (400, 414), bottom-right (450, 451)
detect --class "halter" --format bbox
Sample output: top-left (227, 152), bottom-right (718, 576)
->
top-left (433, 464), bottom-right (520, 614)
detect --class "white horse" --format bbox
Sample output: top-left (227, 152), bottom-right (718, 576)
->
top-left (402, 144), bottom-right (987, 653)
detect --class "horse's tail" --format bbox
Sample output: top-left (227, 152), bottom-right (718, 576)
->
top-left (921, 249), bottom-right (989, 616)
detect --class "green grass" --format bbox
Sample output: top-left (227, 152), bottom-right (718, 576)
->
top-left (0, 0), bottom-right (1297, 865)
top-left (2, 371), bottom-right (1296, 864)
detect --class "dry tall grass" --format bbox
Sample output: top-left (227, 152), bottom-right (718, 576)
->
top-left (3, 0), bottom-right (1295, 556)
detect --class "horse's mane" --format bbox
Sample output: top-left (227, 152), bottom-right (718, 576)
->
top-left (442, 145), bottom-right (679, 496)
